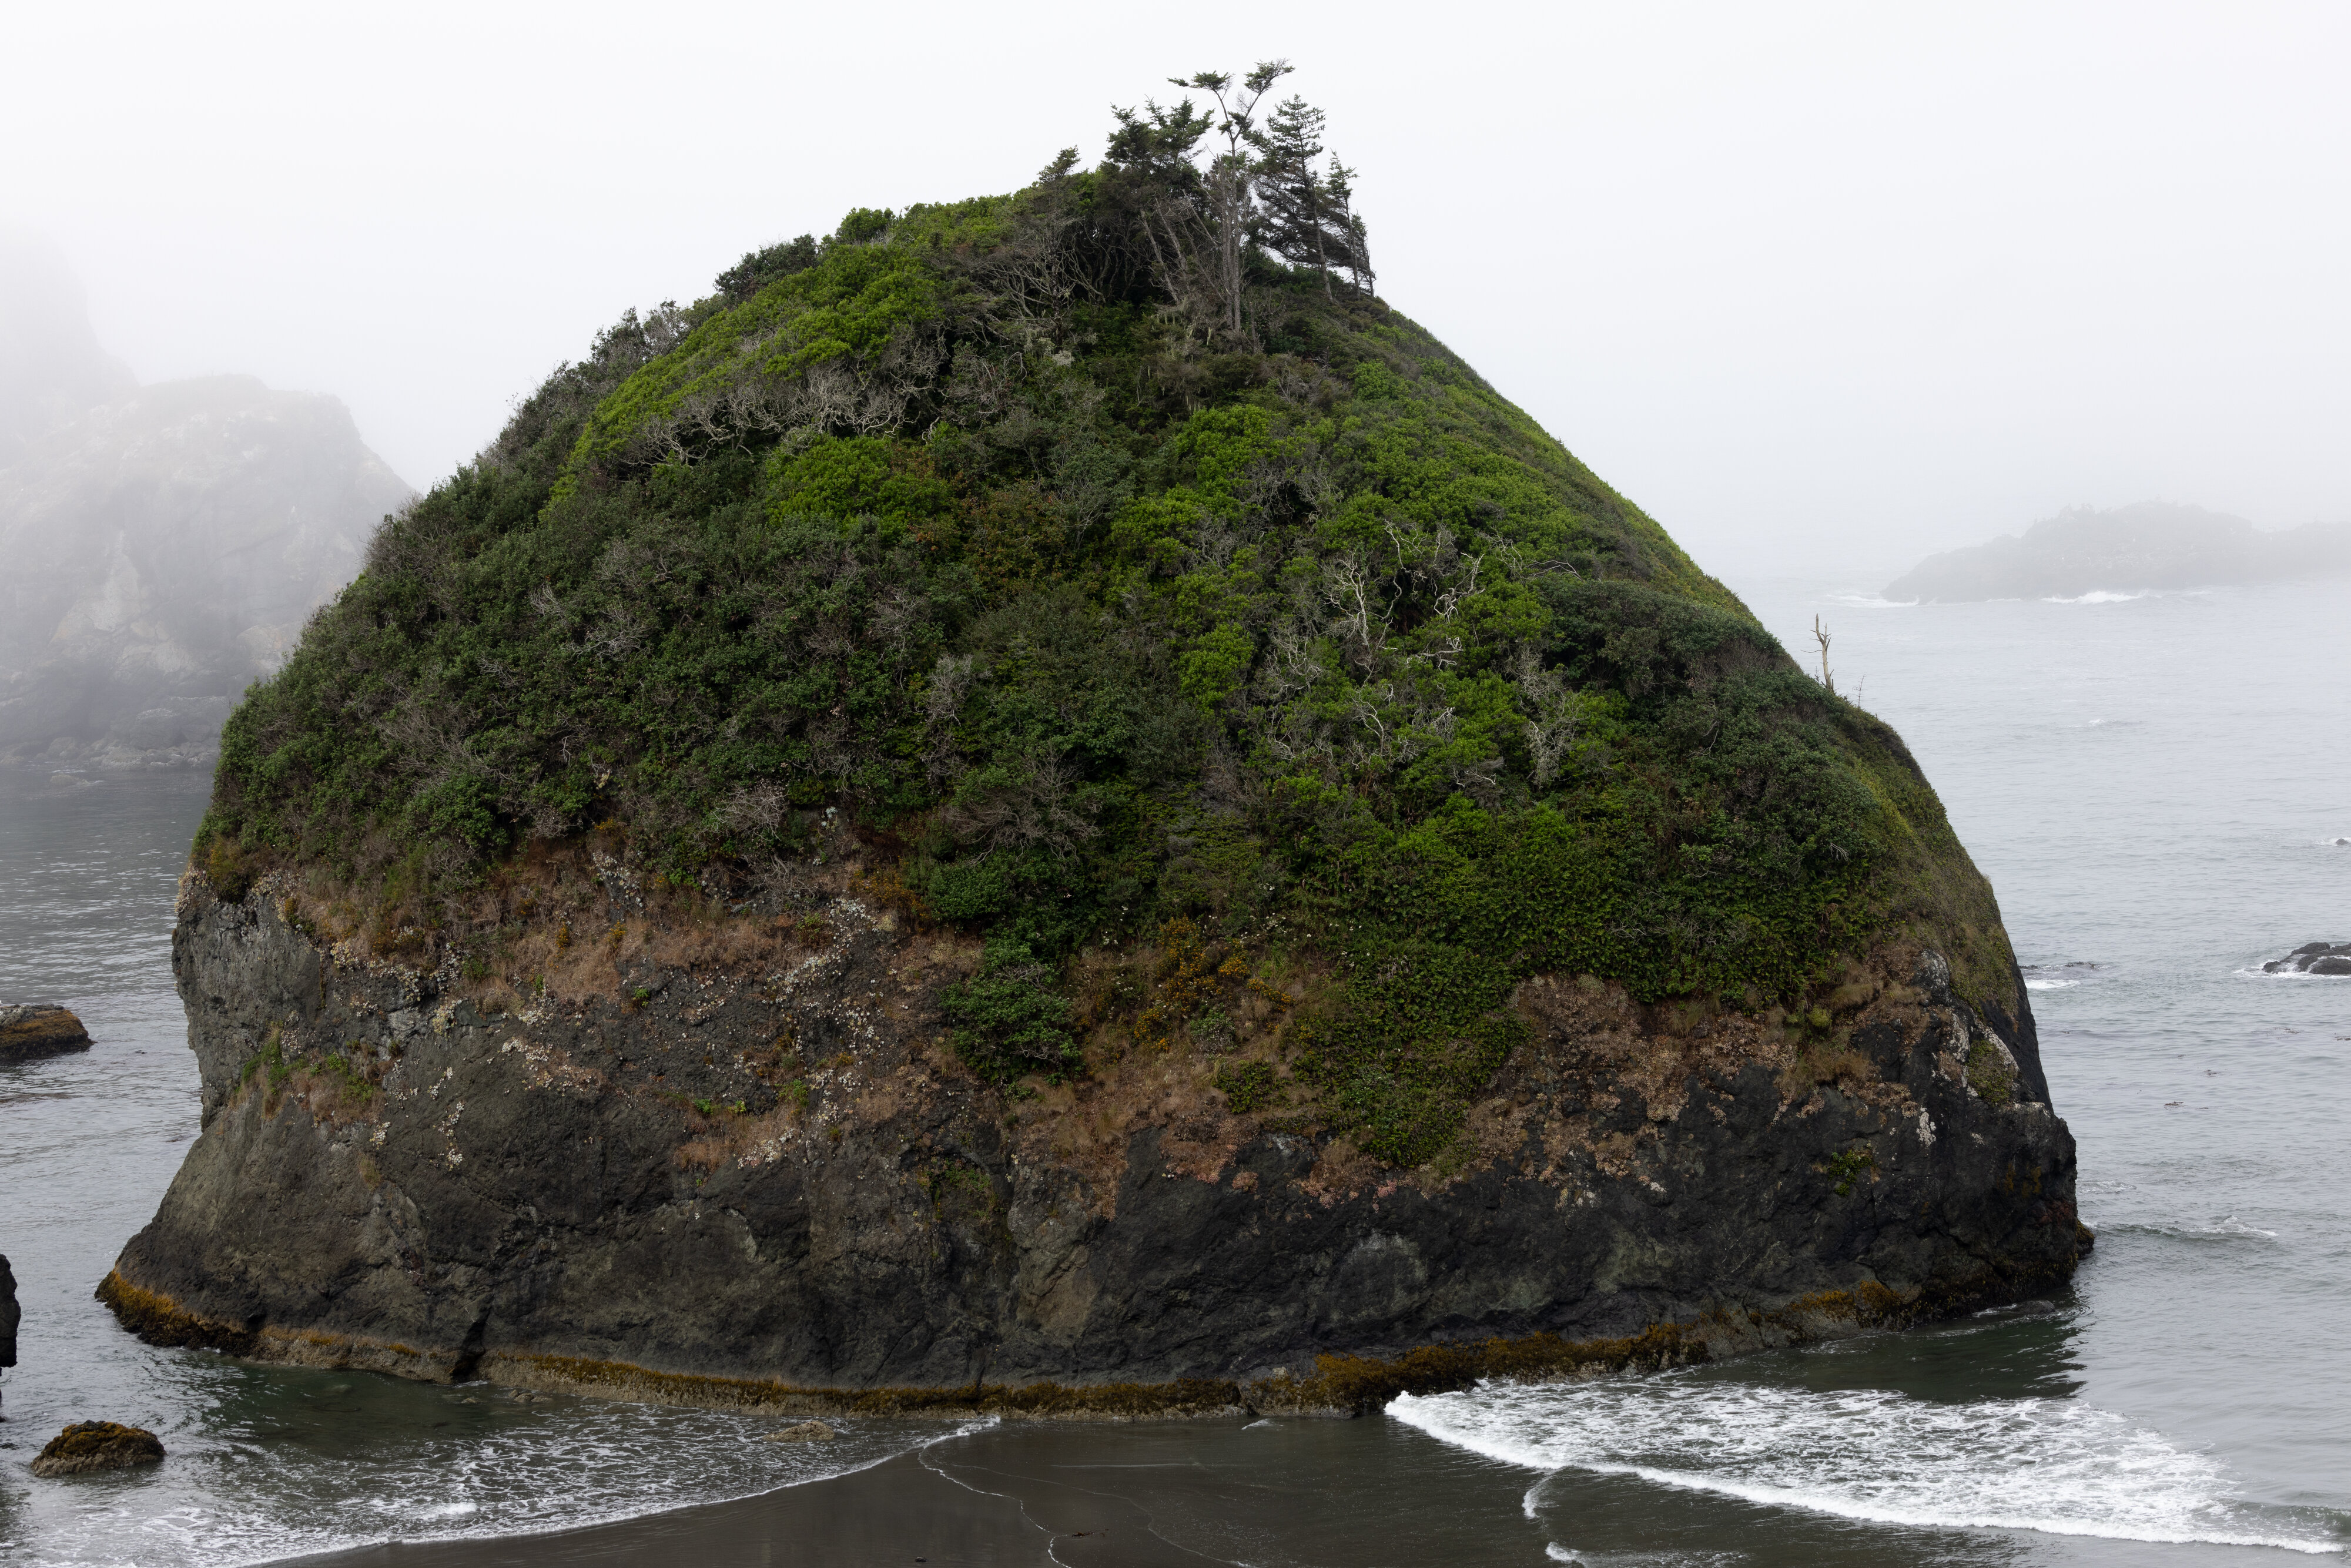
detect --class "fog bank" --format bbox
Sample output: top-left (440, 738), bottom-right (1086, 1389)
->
top-left (0, 234), bottom-right (411, 769)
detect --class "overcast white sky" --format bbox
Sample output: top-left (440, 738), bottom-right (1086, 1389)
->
top-left (6, 0), bottom-right (2346, 583)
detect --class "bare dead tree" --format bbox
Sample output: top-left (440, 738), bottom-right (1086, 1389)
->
top-left (943, 756), bottom-right (1099, 857)
top-left (1811, 615), bottom-right (1836, 696)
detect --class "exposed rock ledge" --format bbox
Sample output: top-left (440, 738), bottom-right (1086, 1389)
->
top-left (105, 870), bottom-right (2086, 1416)
top-left (2265, 942), bottom-right (2351, 976)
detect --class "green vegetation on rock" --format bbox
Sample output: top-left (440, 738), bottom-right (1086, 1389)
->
top-left (196, 71), bottom-right (2019, 1164)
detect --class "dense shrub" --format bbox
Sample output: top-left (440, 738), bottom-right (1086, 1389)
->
top-left (943, 939), bottom-right (1081, 1085)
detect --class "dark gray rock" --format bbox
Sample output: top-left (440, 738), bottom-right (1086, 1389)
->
top-left (2, 1251), bottom-right (19, 1369)
top-left (0, 1003), bottom-right (91, 1061)
top-left (103, 877), bottom-right (2085, 1405)
top-left (2310, 956), bottom-right (2351, 977)
top-left (2267, 942), bottom-right (2351, 975)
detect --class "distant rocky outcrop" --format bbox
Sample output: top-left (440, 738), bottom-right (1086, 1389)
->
top-left (0, 1003), bottom-right (92, 1060)
top-left (30, 1421), bottom-right (166, 1477)
top-left (1886, 502), bottom-right (2351, 604)
top-left (2265, 942), bottom-right (2351, 976)
top-left (0, 233), bottom-right (411, 769)
top-left (0, 232), bottom-right (134, 468)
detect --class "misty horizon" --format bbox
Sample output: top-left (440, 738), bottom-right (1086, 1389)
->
top-left (8, 220), bottom-right (2338, 592)
top-left (9, 4), bottom-right (2351, 584)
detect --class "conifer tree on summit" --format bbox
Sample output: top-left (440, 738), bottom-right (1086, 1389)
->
top-left (1172, 61), bottom-right (1294, 332)
top-left (1106, 63), bottom-right (1375, 334)
top-left (1248, 94), bottom-right (1375, 299)
top-left (1251, 95), bottom-right (1338, 297)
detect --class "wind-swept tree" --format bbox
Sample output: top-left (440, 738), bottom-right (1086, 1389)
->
top-left (1100, 96), bottom-right (1218, 334)
top-left (1251, 95), bottom-right (1337, 296)
top-left (1092, 62), bottom-right (1374, 333)
top-left (1248, 94), bottom-right (1375, 299)
top-left (1325, 158), bottom-right (1375, 297)
top-left (1172, 61), bottom-right (1292, 332)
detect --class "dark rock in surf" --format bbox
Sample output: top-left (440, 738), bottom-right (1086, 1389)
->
top-left (2265, 943), bottom-right (2351, 974)
top-left (2, 1251), bottom-right (19, 1371)
top-left (0, 1004), bottom-right (91, 1061)
top-left (2310, 956), bottom-right (2351, 977)
top-left (29, 1421), bottom-right (166, 1477)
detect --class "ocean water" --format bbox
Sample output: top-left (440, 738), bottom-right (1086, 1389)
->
top-left (2, 575), bottom-right (2347, 1565)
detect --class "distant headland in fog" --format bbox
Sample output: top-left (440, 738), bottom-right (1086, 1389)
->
top-left (0, 230), bottom-right (410, 770)
top-left (1885, 501), bottom-right (2351, 604)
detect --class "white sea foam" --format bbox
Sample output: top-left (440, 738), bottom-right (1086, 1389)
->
top-left (15, 1403), bottom-right (939, 1568)
top-left (1391, 1376), bottom-right (2343, 1553)
top-left (2111, 1215), bottom-right (2279, 1243)
top-left (1828, 593), bottom-right (1918, 609)
top-left (2043, 589), bottom-right (2148, 604)
top-left (1546, 1547), bottom-right (1743, 1565)
top-left (2021, 961), bottom-right (2098, 990)
top-left (2236, 962), bottom-right (2350, 982)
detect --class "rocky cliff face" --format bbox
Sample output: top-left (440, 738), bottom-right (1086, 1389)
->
top-left (0, 376), bottom-right (413, 768)
top-left (107, 839), bottom-right (2085, 1412)
top-left (0, 234), bottom-right (412, 769)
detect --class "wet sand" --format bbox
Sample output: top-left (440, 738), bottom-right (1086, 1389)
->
top-left (273, 1415), bottom-right (1548, 1568)
top-left (273, 1425), bottom-right (1253, 1568)
top-left (276, 1445), bottom-right (1084, 1568)
top-left (270, 1405), bottom-right (2313, 1568)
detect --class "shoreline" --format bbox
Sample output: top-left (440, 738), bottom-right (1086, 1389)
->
top-left (270, 1430), bottom-right (1221, 1568)
top-left (100, 1261), bottom-right (2089, 1424)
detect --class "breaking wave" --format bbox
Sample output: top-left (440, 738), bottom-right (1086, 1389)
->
top-left (1391, 1376), bottom-right (2345, 1554)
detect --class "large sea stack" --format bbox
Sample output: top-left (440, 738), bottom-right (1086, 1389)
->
top-left (103, 109), bottom-right (2085, 1413)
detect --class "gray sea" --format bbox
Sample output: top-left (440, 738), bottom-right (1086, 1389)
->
top-left (2, 575), bottom-right (2346, 1566)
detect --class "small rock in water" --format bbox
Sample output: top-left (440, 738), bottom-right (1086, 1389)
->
top-left (765, 1419), bottom-right (836, 1442)
top-left (31, 1421), bottom-right (166, 1477)
top-left (2312, 956), bottom-right (2351, 976)
top-left (0, 1004), bottom-right (93, 1062)
top-left (2266, 942), bottom-right (2351, 974)
top-left (2, 1252), bottom-right (18, 1415)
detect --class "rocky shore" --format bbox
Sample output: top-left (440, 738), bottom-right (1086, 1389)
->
top-left (102, 849), bottom-right (2087, 1416)
top-left (2265, 941), bottom-right (2351, 976)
